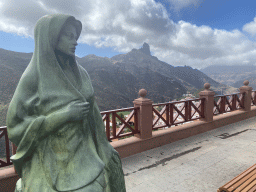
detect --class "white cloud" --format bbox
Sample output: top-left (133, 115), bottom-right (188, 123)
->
top-left (156, 48), bottom-right (256, 70)
top-left (151, 20), bottom-right (255, 69)
top-left (168, 0), bottom-right (202, 11)
top-left (0, 0), bottom-right (256, 70)
top-left (243, 17), bottom-right (256, 36)
top-left (0, 0), bottom-right (49, 37)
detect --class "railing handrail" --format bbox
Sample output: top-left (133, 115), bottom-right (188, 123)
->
top-left (152, 98), bottom-right (204, 106)
top-left (214, 92), bottom-right (245, 97)
top-left (0, 126), bottom-right (7, 130)
top-left (100, 106), bottom-right (139, 114)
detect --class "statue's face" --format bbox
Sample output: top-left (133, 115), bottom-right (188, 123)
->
top-left (56, 24), bottom-right (78, 56)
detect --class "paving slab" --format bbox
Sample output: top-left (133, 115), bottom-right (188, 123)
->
top-left (122, 116), bottom-right (256, 192)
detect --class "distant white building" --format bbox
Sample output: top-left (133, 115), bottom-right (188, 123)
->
top-left (182, 93), bottom-right (195, 98)
top-left (104, 121), bottom-right (113, 126)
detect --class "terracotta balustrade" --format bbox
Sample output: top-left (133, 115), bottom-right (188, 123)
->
top-left (2, 80), bottom-right (256, 192)
top-left (100, 106), bottom-right (140, 141)
top-left (213, 93), bottom-right (245, 115)
top-left (152, 98), bottom-right (205, 130)
top-left (0, 80), bottom-right (254, 168)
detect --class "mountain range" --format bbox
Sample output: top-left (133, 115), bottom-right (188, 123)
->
top-left (0, 43), bottom-right (224, 126)
top-left (201, 65), bottom-right (256, 90)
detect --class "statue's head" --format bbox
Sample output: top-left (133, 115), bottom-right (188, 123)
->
top-left (56, 21), bottom-right (79, 56)
top-left (33, 14), bottom-right (82, 56)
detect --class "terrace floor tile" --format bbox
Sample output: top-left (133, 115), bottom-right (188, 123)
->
top-left (123, 115), bottom-right (256, 192)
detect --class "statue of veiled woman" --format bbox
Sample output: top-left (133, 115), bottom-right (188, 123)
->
top-left (6, 14), bottom-right (126, 192)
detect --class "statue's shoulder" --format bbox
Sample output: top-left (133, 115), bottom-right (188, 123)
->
top-left (77, 63), bottom-right (85, 71)
top-left (77, 63), bottom-right (90, 78)
top-left (18, 63), bottom-right (38, 89)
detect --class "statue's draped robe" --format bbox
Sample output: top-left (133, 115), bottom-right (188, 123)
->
top-left (6, 14), bottom-right (126, 192)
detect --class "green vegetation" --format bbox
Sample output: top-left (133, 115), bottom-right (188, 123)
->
top-left (119, 113), bottom-right (124, 119)
top-left (192, 87), bottom-right (205, 98)
top-left (176, 95), bottom-right (186, 100)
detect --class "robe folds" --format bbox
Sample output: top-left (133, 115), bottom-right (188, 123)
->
top-left (6, 14), bottom-right (126, 192)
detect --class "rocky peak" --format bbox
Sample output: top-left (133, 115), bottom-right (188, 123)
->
top-left (139, 42), bottom-right (151, 56)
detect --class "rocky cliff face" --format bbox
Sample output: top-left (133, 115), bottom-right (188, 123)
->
top-left (78, 48), bottom-right (187, 111)
top-left (111, 43), bottom-right (222, 92)
top-left (139, 42), bottom-right (151, 56)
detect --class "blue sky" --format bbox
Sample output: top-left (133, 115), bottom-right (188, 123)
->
top-left (168, 0), bottom-right (256, 31)
top-left (0, 0), bottom-right (256, 69)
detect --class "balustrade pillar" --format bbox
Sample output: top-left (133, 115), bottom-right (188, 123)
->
top-left (239, 80), bottom-right (253, 111)
top-left (199, 83), bottom-right (215, 122)
top-left (133, 89), bottom-right (153, 139)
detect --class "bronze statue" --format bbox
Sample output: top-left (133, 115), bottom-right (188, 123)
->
top-left (7, 14), bottom-right (126, 192)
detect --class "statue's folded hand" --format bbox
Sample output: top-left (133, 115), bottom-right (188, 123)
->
top-left (65, 100), bottom-right (90, 121)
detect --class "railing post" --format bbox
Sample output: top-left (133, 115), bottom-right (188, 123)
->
top-left (188, 100), bottom-right (192, 121)
top-left (232, 94), bottom-right (237, 111)
top-left (112, 112), bottom-right (116, 138)
top-left (199, 83), bottom-right (215, 122)
top-left (12, 143), bottom-right (17, 155)
top-left (4, 129), bottom-right (10, 164)
top-left (166, 104), bottom-right (170, 126)
top-left (185, 101), bottom-right (189, 121)
top-left (253, 91), bottom-right (256, 105)
top-left (133, 89), bottom-right (153, 139)
top-left (239, 80), bottom-right (252, 111)
top-left (105, 113), bottom-right (110, 140)
top-left (220, 96), bottom-right (226, 113)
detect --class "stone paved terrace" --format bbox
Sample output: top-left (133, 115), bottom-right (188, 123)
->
top-left (122, 116), bottom-right (256, 192)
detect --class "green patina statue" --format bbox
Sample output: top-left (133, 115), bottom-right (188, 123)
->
top-left (6, 14), bottom-right (126, 192)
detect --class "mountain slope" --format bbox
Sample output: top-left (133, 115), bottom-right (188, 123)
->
top-left (111, 43), bottom-right (222, 92)
top-left (201, 64), bottom-right (256, 88)
top-left (0, 44), bottom-right (224, 126)
top-left (77, 53), bottom-right (186, 111)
